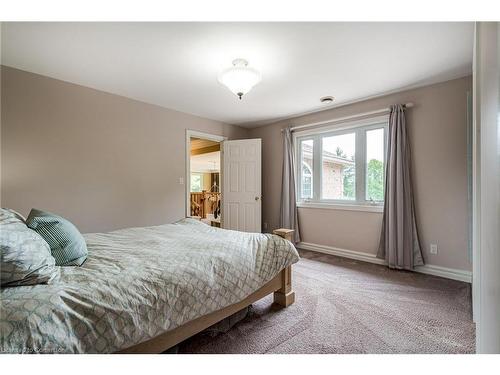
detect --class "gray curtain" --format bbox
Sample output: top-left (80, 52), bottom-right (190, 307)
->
top-left (377, 105), bottom-right (424, 270)
top-left (279, 127), bottom-right (301, 243)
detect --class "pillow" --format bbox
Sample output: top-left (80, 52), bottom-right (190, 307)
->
top-left (26, 209), bottom-right (88, 266)
top-left (1, 207), bottom-right (27, 223)
top-left (0, 208), bottom-right (59, 287)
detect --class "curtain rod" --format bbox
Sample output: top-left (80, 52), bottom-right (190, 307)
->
top-left (282, 102), bottom-right (414, 133)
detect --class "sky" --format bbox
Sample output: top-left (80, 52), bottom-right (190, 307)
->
top-left (321, 128), bottom-right (384, 162)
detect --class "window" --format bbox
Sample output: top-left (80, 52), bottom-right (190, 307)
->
top-left (321, 132), bottom-right (355, 200)
top-left (366, 128), bottom-right (385, 202)
top-left (190, 173), bottom-right (203, 192)
top-left (302, 163), bottom-right (313, 199)
top-left (299, 139), bottom-right (313, 199)
top-left (296, 117), bottom-right (387, 207)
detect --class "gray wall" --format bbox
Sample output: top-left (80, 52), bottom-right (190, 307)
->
top-left (249, 76), bottom-right (473, 272)
top-left (0, 66), bottom-right (249, 233)
top-left (0, 65), bottom-right (474, 274)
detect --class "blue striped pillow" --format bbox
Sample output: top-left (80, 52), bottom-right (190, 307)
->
top-left (26, 209), bottom-right (88, 266)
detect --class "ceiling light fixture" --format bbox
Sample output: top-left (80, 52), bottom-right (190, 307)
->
top-left (320, 96), bottom-right (335, 104)
top-left (218, 58), bottom-right (262, 100)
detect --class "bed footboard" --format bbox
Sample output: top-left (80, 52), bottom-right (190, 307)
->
top-left (118, 229), bottom-right (296, 353)
top-left (118, 269), bottom-right (286, 353)
top-left (272, 228), bottom-right (296, 307)
top-left (273, 265), bottom-right (295, 307)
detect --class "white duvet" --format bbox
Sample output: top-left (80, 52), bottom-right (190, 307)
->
top-left (0, 219), bottom-right (299, 353)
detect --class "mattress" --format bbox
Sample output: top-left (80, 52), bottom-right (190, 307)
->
top-left (0, 218), bottom-right (299, 353)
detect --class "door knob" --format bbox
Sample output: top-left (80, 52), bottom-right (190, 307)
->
top-left (255, 196), bottom-right (260, 201)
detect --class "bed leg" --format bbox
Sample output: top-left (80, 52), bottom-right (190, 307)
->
top-left (274, 266), bottom-right (295, 307)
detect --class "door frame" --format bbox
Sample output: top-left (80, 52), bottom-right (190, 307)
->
top-left (185, 130), bottom-right (227, 219)
top-left (472, 22), bottom-right (481, 325)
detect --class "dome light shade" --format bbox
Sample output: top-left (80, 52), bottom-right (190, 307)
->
top-left (218, 59), bottom-right (262, 100)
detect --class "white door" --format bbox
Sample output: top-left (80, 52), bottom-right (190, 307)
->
top-left (222, 139), bottom-right (262, 232)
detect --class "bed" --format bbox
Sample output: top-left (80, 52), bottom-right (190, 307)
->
top-left (0, 218), bottom-right (299, 353)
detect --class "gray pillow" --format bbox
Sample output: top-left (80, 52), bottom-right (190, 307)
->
top-left (26, 209), bottom-right (88, 266)
top-left (0, 208), bottom-right (59, 287)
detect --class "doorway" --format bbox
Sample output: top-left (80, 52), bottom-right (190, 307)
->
top-left (185, 130), bottom-right (226, 228)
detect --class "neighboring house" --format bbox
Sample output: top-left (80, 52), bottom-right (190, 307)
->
top-left (301, 143), bottom-right (354, 199)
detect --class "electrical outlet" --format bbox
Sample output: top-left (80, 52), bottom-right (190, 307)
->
top-left (430, 244), bottom-right (438, 255)
top-left (179, 177), bottom-right (184, 185)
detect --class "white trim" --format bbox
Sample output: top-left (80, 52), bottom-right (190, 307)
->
top-left (186, 130), bottom-right (226, 142)
top-left (413, 264), bottom-right (473, 284)
top-left (471, 22), bottom-right (481, 325)
top-left (294, 117), bottom-right (388, 207)
top-left (297, 201), bottom-right (383, 213)
top-left (185, 130), bottom-right (226, 218)
top-left (286, 105), bottom-right (408, 133)
top-left (297, 241), bottom-right (386, 265)
top-left (292, 114), bottom-right (389, 137)
top-left (297, 241), bottom-right (472, 283)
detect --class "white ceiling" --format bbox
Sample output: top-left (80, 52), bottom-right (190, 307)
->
top-left (191, 151), bottom-right (220, 173)
top-left (1, 22), bottom-right (474, 127)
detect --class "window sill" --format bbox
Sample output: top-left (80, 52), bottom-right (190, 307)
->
top-left (296, 201), bottom-right (384, 213)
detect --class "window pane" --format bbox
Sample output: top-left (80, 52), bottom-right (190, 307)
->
top-left (190, 173), bottom-right (202, 192)
top-left (300, 139), bottom-right (313, 199)
top-left (321, 133), bottom-right (355, 200)
top-left (366, 128), bottom-right (385, 201)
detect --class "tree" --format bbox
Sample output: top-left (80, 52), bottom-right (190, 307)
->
top-left (367, 159), bottom-right (384, 201)
top-left (336, 146), bottom-right (355, 199)
top-left (335, 146), bottom-right (346, 158)
top-left (342, 166), bottom-right (355, 199)
top-left (334, 145), bottom-right (384, 200)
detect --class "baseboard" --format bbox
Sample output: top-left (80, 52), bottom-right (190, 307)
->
top-left (413, 264), bottom-right (472, 283)
top-left (297, 241), bottom-right (387, 266)
top-left (296, 242), bottom-right (472, 283)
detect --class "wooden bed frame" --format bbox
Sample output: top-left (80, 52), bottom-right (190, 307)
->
top-left (118, 229), bottom-right (295, 354)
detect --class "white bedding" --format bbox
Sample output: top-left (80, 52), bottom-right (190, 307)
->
top-left (0, 218), bottom-right (299, 353)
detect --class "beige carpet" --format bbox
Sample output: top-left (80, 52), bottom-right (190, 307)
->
top-left (179, 249), bottom-right (475, 354)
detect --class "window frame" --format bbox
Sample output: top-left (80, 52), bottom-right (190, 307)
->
top-left (298, 138), bottom-right (314, 199)
top-left (190, 172), bottom-right (204, 192)
top-left (301, 161), bottom-right (313, 199)
top-left (294, 115), bottom-right (388, 209)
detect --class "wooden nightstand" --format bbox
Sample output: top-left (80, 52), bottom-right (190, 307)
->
top-left (273, 228), bottom-right (294, 242)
